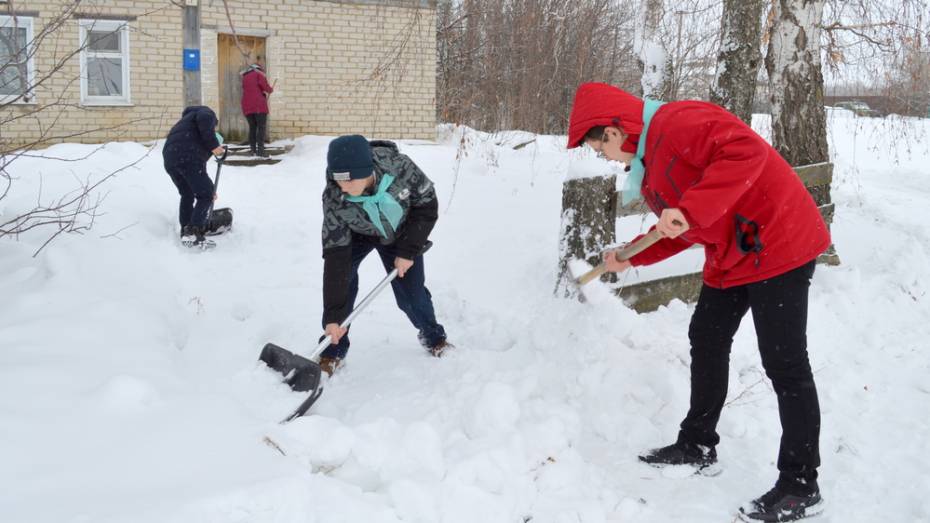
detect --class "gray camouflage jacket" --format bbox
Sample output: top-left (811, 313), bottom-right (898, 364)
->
top-left (321, 140), bottom-right (439, 323)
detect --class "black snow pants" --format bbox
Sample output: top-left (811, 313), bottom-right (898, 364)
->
top-left (679, 260), bottom-right (821, 490)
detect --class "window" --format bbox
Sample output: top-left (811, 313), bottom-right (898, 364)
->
top-left (0, 15), bottom-right (35, 104)
top-left (79, 19), bottom-right (131, 105)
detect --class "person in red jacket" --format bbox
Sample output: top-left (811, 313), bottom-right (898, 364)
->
top-left (567, 82), bottom-right (830, 522)
top-left (240, 63), bottom-right (274, 157)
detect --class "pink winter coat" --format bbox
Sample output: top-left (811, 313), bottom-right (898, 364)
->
top-left (241, 69), bottom-right (273, 115)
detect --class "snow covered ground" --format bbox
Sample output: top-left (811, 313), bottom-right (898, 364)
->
top-left (2, 111), bottom-right (929, 522)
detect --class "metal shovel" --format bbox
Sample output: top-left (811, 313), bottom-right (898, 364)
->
top-left (260, 242), bottom-right (432, 422)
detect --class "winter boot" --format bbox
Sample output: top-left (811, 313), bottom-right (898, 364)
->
top-left (638, 441), bottom-right (718, 469)
top-left (180, 225), bottom-right (215, 249)
top-left (318, 356), bottom-right (343, 377)
top-left (180, 225), bottom-right (196, 244)
top-left (427, 339), bottom-right (453, 357)
top-left (738, 479), bottom-right (823, 522)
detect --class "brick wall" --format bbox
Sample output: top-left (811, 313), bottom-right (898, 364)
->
top-left (1, 0), bottom-right (437, 148)
top-left (1, 1), bottom-right (181, 147)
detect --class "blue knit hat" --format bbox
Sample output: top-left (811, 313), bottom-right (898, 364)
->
top-left (326, 135), bottom-right (374, 181)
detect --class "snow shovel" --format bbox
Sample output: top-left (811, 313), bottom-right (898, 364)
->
top-left (572, 228), bottom-right (665, 286)
top-left (205, 146), bottom-right (233, 236)
top-left (260, 241), bottom-right (433, 422)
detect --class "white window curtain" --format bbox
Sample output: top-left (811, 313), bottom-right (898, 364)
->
top-left (0, 15), bottom-right (35, 104)
top-left (80, 19), bottom-right (131, 105)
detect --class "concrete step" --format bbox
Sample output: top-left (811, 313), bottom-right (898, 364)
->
top-left (222, 144), bottom-right (292, 166)
top-left (223, 157), bottom-right (282, 166)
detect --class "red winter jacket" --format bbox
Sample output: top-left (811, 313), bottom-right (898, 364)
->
top-left (241, 69), bottom-right (273, 115)
top-left (567, 82), bottom-right (831, 288)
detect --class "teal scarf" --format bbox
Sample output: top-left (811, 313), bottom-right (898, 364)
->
top-left (345, 174), bottom-right (404, 238)
top-left (621, 98), bottom-right (666, 205)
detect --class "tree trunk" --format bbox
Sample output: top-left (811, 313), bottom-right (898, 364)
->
top-left (765, 0), bottom-right (829, 166)
top-left (766, 0), bottom-right (838, 265)
top-left (637, 0), bottom-right (672, 100)
top-left (555, 174), bottom-right (618, 299)
top-left (710, 0), bottom-right (766, 124)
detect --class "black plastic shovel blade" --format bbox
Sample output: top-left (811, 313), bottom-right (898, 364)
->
top-left (282, 386), bottom-right (324, 423)
top-left (259, 343), bottom-right (322, 393)
top-left (205, 208), bottom-right (233, 236)
top-left (260, 343), bottom-right (326, 422)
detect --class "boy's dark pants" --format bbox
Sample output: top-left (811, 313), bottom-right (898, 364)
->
top-left (165, 161), bottom-right (214, 229)
top-left (679, 260), bottom-right (820, 489)
top-left (246, 113), bottom-right (267, 153)
top-left (320, 240), bottom-right (446, 360)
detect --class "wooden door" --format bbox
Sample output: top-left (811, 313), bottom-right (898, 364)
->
top-left (217, 34), bottom-right (267, 143)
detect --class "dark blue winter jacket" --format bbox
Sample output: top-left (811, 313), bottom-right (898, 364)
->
top-left (163, 106), bottom-right (221, 166)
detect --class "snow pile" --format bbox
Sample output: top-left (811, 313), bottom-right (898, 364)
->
top-left (1, 116), bottom-right (929, 522)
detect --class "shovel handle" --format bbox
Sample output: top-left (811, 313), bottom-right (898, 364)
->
top-left (215, 144), bottom-right (229, 162)
top-left (614, 228), bottom-right (664, 261)
top-left (309, 268), bottom-right (400, 360)
top-left (576, 263), bottom-right (609, 285)
top-left (575, 229), bottom-right (664, 285)
top-left (207, 145), bottom-right (228, 218)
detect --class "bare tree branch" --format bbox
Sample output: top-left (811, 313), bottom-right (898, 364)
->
top-left (220, 0), bottom-right (256, 64)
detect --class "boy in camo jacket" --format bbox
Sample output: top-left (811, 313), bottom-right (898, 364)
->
top-left (318, 135), bottom-right (451, 375)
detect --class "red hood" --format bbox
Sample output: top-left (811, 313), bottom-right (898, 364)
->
top-left (567, 82), bottom-right (645, 152)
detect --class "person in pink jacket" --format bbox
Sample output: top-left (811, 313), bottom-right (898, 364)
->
top-left (240, 63), bottom-right (274, 157)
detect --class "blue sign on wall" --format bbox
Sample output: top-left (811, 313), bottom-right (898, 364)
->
top-left (183, 49), bottom-right (201, 71)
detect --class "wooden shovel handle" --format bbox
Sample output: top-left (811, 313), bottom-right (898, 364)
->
top-left (575, 228), bottom-right (664, 285)
top-left (576, 263), bottom-right (609, 285)
top-left (614, 228), bottom-right (663, 261)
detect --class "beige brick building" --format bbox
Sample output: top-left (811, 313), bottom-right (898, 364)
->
top-left (1, 0), bottom-right (437, 147)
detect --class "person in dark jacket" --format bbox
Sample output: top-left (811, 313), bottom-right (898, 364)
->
top-left (240, 63), bottom-right (273, 157)
top-left (567, 82), bottom-right (830, 522)
top-left (163, 105), bottom-right (225, 247)
top-left (319, 135), bottom-right (451, 376)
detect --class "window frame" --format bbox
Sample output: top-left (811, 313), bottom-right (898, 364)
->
top-left (0, 14), bottom-right (36, 104)
top-left (79, 19), bottom-right (131, 106)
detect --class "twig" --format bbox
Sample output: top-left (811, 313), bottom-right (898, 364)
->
top-left (724, 368), bottom-right (770, 407)
top-left (100, 221), bottom-right (139, 240)
top-left (262, 436), bottom-right (287, 456)
top-left (220, 0), bottom-right (253, 64)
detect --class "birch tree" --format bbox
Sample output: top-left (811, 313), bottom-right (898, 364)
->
top-left (710, 0), bottom-right (766, 123)
top-left (765, 0), bottom-right (829, 166)
top-left (636, 0), bottom-right (673, 99)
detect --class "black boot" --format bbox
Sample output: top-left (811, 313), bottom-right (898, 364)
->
top-left (739, 479), bottom-right (823, 522)
top-left (638, 440), bottom-right (717, 468)
top-left (180, 225), bottom-right (196, 242)
top-left (180, 225), bottom-right (214, 249)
